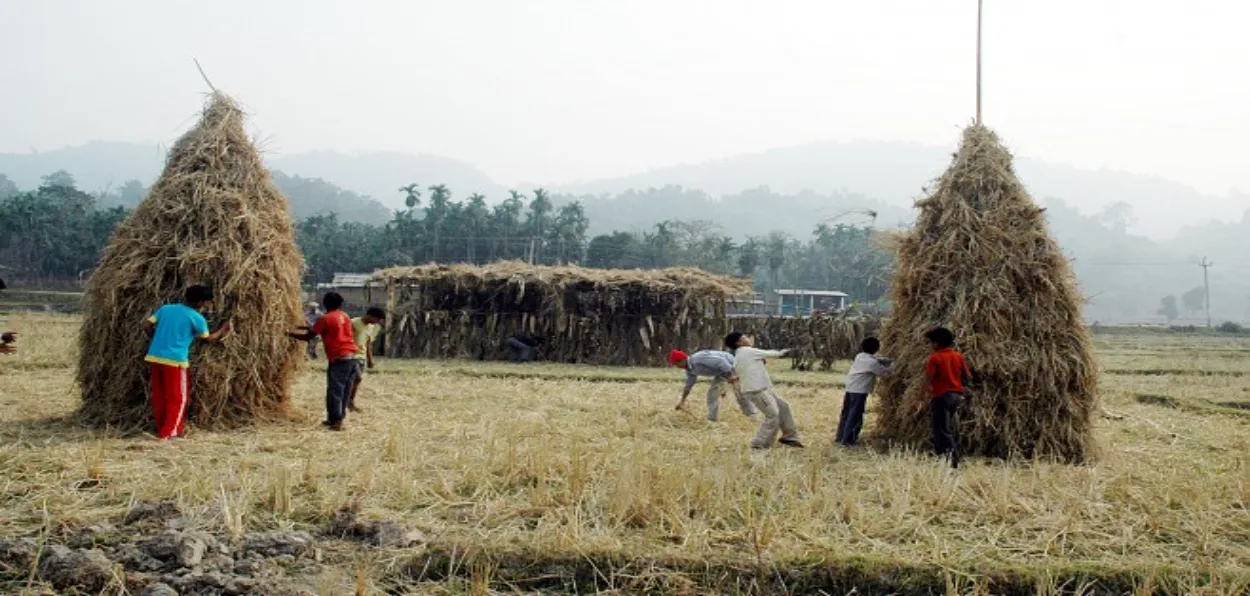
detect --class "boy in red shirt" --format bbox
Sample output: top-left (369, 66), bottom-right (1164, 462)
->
top-left (289, 292), bottom-right (359, 431)
top-left (924, 327), bottom-right (970, 465)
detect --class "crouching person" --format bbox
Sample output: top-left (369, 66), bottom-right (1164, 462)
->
top-left (506, 334), bottom-right (539, 363)
top-left (668, 349), bottom-right (758, 421)
top-left (724, 332), bottom-right (804, 449)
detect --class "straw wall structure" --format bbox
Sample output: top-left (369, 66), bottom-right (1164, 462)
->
top-left (730, 312), bottom-right (880, 371)
top-left (375, 262), bottom-right (752, 366)
top-left (77, 92), bottom-right (305, 430)
top-left (875, 125), bottom-right (1098, 462)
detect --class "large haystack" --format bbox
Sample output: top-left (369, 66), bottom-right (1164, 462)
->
top-left (375, 261), bottom-right (752, 366)
top-left (876, 125), bottom-right (1097, 462)
top-left (77, 92), bottom-right (305, 430)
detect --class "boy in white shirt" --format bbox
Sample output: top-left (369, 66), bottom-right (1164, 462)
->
top-left (836, 337), bottom-right (892, 446)
top-left (724, 331), bottom-right (804, 449)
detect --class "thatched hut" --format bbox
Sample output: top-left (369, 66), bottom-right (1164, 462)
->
top-left (77, 92), bottom-right (305, 430)
top-left (374, 262), bottom-right (752, 366)
top-left (875, 124), bottom-right (1098, 463)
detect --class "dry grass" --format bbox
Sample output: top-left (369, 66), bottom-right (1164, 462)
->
top-left (3, 313), bottom-right (1250, 593)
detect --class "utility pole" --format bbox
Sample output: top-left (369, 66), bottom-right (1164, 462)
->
top-left (1200, 256), bottom-right (1214, 328)
top-left (976, 0), bottom-right (984, 124)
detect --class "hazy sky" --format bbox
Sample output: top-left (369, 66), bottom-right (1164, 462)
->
top-left (3, 0), bottom-right (1249, 197)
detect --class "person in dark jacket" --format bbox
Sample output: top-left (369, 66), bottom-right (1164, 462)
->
top-left (506, 334), bottom-right (539, 362)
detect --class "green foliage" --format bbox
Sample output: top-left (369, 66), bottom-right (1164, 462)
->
top-left (0, 179), bottom-right (125, 279)
top-left (1182, 286), bottom-right (1206, 315)
top-left (1216, 321), bottom-right (1244, 334)
top-left (1157, 295), bottom-right (1179, 321)
top-left (0, 174), bottom-right (887, 303)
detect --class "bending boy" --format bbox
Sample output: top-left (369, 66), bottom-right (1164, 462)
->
top-left (669, 349), bottom-right (757, 421)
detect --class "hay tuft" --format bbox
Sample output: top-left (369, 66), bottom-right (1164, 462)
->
top-left (76, 92), bottom-right (305, 431)
top-left (876, 124), bottom-right (1098, 462)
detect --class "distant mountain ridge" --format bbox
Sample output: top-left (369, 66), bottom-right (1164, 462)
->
top-left (1, 138), bottom-right (1243, 239)
top-left (551, 140), bottom-right (1244, 240)
top-left (0, 141), bottom-right (502, 213)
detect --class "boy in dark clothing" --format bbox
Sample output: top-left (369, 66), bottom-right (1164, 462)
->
top-left (924, 327), bottom-right (970, 465)
top-left (289, 292), bottom-right (360, 431)
top-left (506, 334), bottom-right (538, 362)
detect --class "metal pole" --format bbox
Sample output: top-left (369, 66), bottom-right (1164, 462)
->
top-left (976, 0), bottom-right (983, 124)
top-left (1201, 257), bottom-right (1214, 328)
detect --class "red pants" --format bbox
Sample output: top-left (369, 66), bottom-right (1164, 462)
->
top-left (150, 363), bottom-right (189, 439)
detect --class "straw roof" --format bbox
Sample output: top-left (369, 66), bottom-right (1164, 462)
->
top-left (374, 261), bottom-right (753, 297)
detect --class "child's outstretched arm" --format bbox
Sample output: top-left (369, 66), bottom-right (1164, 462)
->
top-left (288, 325), bottom-right (316, 342)
top-left (752, 347), bottom-right (789, 359)
top-left (675, 372), bottom-right (698, 410)
top-left (203, 321), bottom-right (233, 343)
top-left (869, 356), bottom-right (892, 377)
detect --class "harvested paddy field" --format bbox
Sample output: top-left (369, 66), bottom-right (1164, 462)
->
top-left (2, 314), bottom-right (1250, 594)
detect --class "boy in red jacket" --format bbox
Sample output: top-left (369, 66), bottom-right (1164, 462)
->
top-left (290, 292), bottom-right (360, 431)
top-left (924, 327), bottom-right (970, 465)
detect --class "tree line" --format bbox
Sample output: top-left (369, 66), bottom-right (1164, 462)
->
top-left (0, 172), bottom-right (892, 302)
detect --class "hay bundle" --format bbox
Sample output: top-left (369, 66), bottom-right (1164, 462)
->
top-left (77, 92), bottom-right (305, 430)
top-left (876, 124), bottom-right (1097, 462)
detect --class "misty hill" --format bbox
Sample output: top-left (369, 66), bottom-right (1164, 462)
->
top-left (554, 141), bottom-right (1244, 240)
top-left (268, 150), bottom-right (503, 210)
top-left (0, 142), bottom-right (501, 217)
top-left (0, 143), bottom-right (393, 225)
top-left (557, 186), bottom-right (913, 240)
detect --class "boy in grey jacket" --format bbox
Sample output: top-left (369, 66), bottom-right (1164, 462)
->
top-left (669, 349), bottom-right (758, 421)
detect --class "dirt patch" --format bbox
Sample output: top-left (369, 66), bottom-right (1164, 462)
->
top-left (0, 499), bottom-right (428, 595)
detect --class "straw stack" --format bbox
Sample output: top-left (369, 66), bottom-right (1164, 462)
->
top-left (77, 92), bottom-right (305, 430)
top-left (875, 124), bottom-right (1098, 462)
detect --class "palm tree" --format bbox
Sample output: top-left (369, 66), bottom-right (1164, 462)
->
top-left (526, 189), bottom-right (553, 263)
top-left (425, 185), bottom-right (451, 262)
top-left (399, 184), bottom-right (421, 209)
top-left (464, 193), bottom-right (488, 263)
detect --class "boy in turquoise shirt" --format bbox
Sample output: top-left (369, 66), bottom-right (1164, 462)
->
top-left (142, 285), bottom-right (231, 439)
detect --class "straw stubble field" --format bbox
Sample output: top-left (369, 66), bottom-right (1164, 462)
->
top-left (3, 313), bottom-right (1250, 594)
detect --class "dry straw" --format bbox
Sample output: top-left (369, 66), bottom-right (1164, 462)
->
top-left (876, 124), bottom-right (1098, 462)
top-left (375, 261), bottom-right (753, 365)
top-left (76, 92), bottom-right (305, 431)
top-left (738, 311), bottom-right (880, 371)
